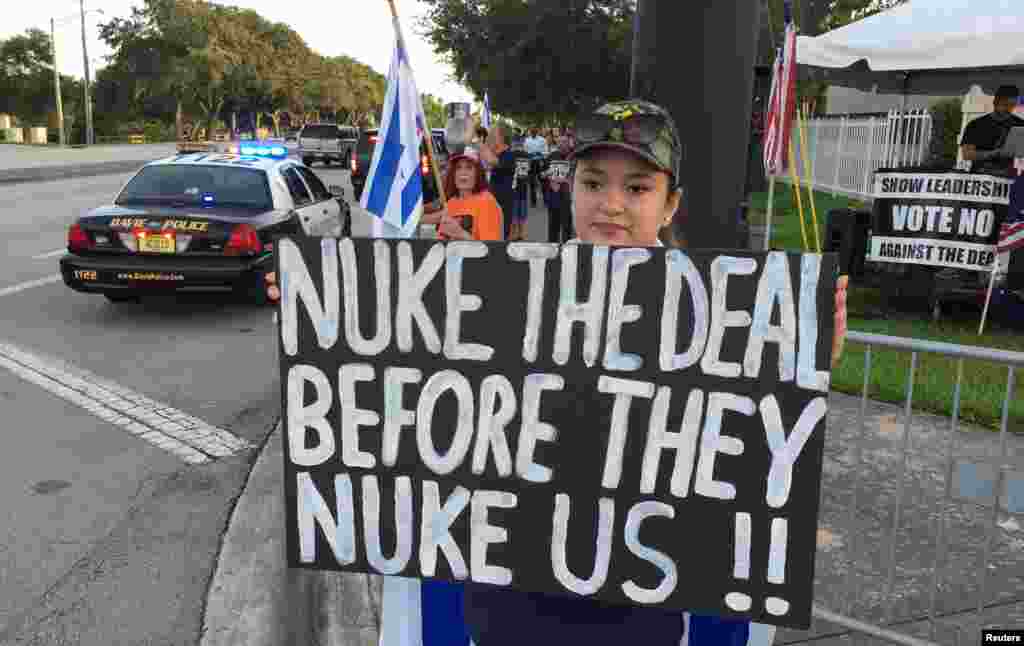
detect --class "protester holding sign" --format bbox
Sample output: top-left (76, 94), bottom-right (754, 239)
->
top-left (525, 128), bottom-right (549, 207)
top-left (542, 134), bottom-right (575, 243)
top-left (508, 139), bottom-right (533, 241)
top-left (263, 99), bottom-right (848, 644)
top-left (458, 99), bottom-right (849, 644)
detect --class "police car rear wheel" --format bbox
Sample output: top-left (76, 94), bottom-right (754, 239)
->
top-left (104, 292), bottom-right (140, 303)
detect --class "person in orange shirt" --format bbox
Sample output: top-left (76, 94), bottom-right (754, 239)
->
top-left (423, 152), bottom-right (504, 241)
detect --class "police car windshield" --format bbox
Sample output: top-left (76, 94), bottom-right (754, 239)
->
top-left (116, 165), bottom-right (273, 210)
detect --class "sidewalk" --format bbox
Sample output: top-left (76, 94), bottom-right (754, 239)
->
top-left (201, 200), bottom-right (1024, 645)
top-left (0, 143), bottom-right (178, 184)
top-left (200, 426), bottom-right (380, 646)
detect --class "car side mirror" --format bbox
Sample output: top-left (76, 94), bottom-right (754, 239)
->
top-left (328, 184), bottom-right (345, 198)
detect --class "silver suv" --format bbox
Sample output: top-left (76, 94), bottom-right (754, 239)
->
top-left (298, 124), bottom-right (358, 167)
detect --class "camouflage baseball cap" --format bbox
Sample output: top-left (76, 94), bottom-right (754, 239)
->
top-left (571, 100), bottom-right (684, 187)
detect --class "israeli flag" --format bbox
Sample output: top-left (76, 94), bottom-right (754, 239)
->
top-left (360, 33), bottom-right (427, 238)
top-left (482, 92), bottom-right (491, 130)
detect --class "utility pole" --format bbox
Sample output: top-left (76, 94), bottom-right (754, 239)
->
top-left (632, 0), bottom-right (761, 249)
top-left (80, 0), bottom-right (94, 145)
top-left (51, 18), bottom-right (65, 147)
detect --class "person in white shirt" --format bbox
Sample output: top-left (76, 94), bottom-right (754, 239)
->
top-left (524, 128), bottom-right (548, 156)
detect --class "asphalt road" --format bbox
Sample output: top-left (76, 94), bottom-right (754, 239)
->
top-left (0, 162), bottom-right (373, 645)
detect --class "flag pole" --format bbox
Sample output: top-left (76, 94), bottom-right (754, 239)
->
top-left (797, 104), bottom-right (821, 253)
top-left (978, 257), bottom-right (999, 335)
top-left (789, 137), bottom-right (810, 250)
top-left (385, 0), bottom-right (448, 220)
top-left (764, 174), bottom-right (776, 251)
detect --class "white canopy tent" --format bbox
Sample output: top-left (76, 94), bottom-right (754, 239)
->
top-left (795, 0), bottom-right (1024, 96)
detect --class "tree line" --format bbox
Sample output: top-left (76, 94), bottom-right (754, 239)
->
top-left (0, 29), bottom-right (86, 140)
top-left (2, 0), bottom-right (907, 144)
top-left (1, 0), bottom-right (449, 143)
top-left (417, 0), bottom-right (907, 126)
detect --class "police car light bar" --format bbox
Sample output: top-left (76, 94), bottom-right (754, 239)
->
top-left (227, 142), bottom-right (288, 158)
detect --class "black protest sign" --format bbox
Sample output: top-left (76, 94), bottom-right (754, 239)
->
top-left (515, 158), bottom-right (531, 179)
top-left (869, 171), bottom-right (1014, 271)
top-left (276, 237), bottom-right (838, 629)
top-left (548, 160), bottom-right (571, 181)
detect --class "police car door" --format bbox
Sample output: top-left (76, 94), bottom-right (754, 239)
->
top-left (296, 166), bottom-right (344, 237)
top-left (280, 165), bottom-right (336, 237)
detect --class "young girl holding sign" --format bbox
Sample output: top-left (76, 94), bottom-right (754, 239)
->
top-left (461, 100), bottom-right (848, 645)
top-left (264, 99), bottom-right (849, 644)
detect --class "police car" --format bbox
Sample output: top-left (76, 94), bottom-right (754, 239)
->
top-left (60, 143), bottom-right (350, 303)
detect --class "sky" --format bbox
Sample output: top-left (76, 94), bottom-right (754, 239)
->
top-left (1, 0), bottom-right (477, 105)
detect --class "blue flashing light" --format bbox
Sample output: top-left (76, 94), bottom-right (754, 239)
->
top-left (234, 141), bottom-right (288, 159)
top-left (202, 193), bottom-right (215, 203)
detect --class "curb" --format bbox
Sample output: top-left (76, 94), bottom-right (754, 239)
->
top-left (200, 423), bottom-right (380, 646)
top-left (0, 159), bottom-right (155, 185)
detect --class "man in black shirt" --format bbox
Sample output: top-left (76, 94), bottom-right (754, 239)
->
top-left (960, 84), bottom-right (1024, 175)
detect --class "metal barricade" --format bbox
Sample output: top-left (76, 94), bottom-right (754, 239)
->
top-left (798, 331), bottom-right (1024, 645)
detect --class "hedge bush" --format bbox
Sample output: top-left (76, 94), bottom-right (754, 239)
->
top-left (927, 97), bottom-right (964, 167)
top-left (142, 121), bottom-right (175, 142)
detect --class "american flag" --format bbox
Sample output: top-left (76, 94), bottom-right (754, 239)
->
top-left (999, 177), bottom-right (1024, 253)
top-left (763, 0), bottom-right (798, 176)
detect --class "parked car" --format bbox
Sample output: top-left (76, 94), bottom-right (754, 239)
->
top-left (298, 124), bottom-right (358, 167)
top-left (350, 128), bottom-right (449, 205)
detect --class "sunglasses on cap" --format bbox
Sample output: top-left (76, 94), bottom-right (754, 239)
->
top-left (574, 113), bottom-right (667, 147)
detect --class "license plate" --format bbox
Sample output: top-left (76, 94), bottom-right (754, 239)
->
top-left (139, 234), bottom-right (175, 253)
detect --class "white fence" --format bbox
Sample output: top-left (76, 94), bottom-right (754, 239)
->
top-left (779, 110), bottom-right (933, 201)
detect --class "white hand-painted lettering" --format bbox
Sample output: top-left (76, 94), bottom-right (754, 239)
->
top-left (694, 392), bottom-right (755, 500)
top-left (287, 364), bottom-right (335, 467)
top-left (339, 364), bottom-right (380, 469)
top-left (598, 376), bottom-right (655, 490)
top-left (701, 257), bottom-right (757, 378)
top-left (515, 374), bottom-right (565, 483)
top-left (551, 495), bottom-right (614, 596)
top-left (445, 242), bottom-right (494, 362)
top-left (553, 245), bottom-right (609, 367)
top-left (279, 238), bottom-right (339, 356)
top-left (297, 472), bottom-right (355, 565)
top-left (396, 241), bottom-right (444, 354)
top-left (604, 248), bottom-right (651, 371)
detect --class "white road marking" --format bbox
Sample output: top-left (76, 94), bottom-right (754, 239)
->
top-left (32, 249), bottom-right (67, 260)
top-left (0, 341), bottom-right (252, 465)
top-left (0, 274), bottom-right (63, 299)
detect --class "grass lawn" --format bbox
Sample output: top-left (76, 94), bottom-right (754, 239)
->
top-left (749, 180), bottom-right (1024, 434)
